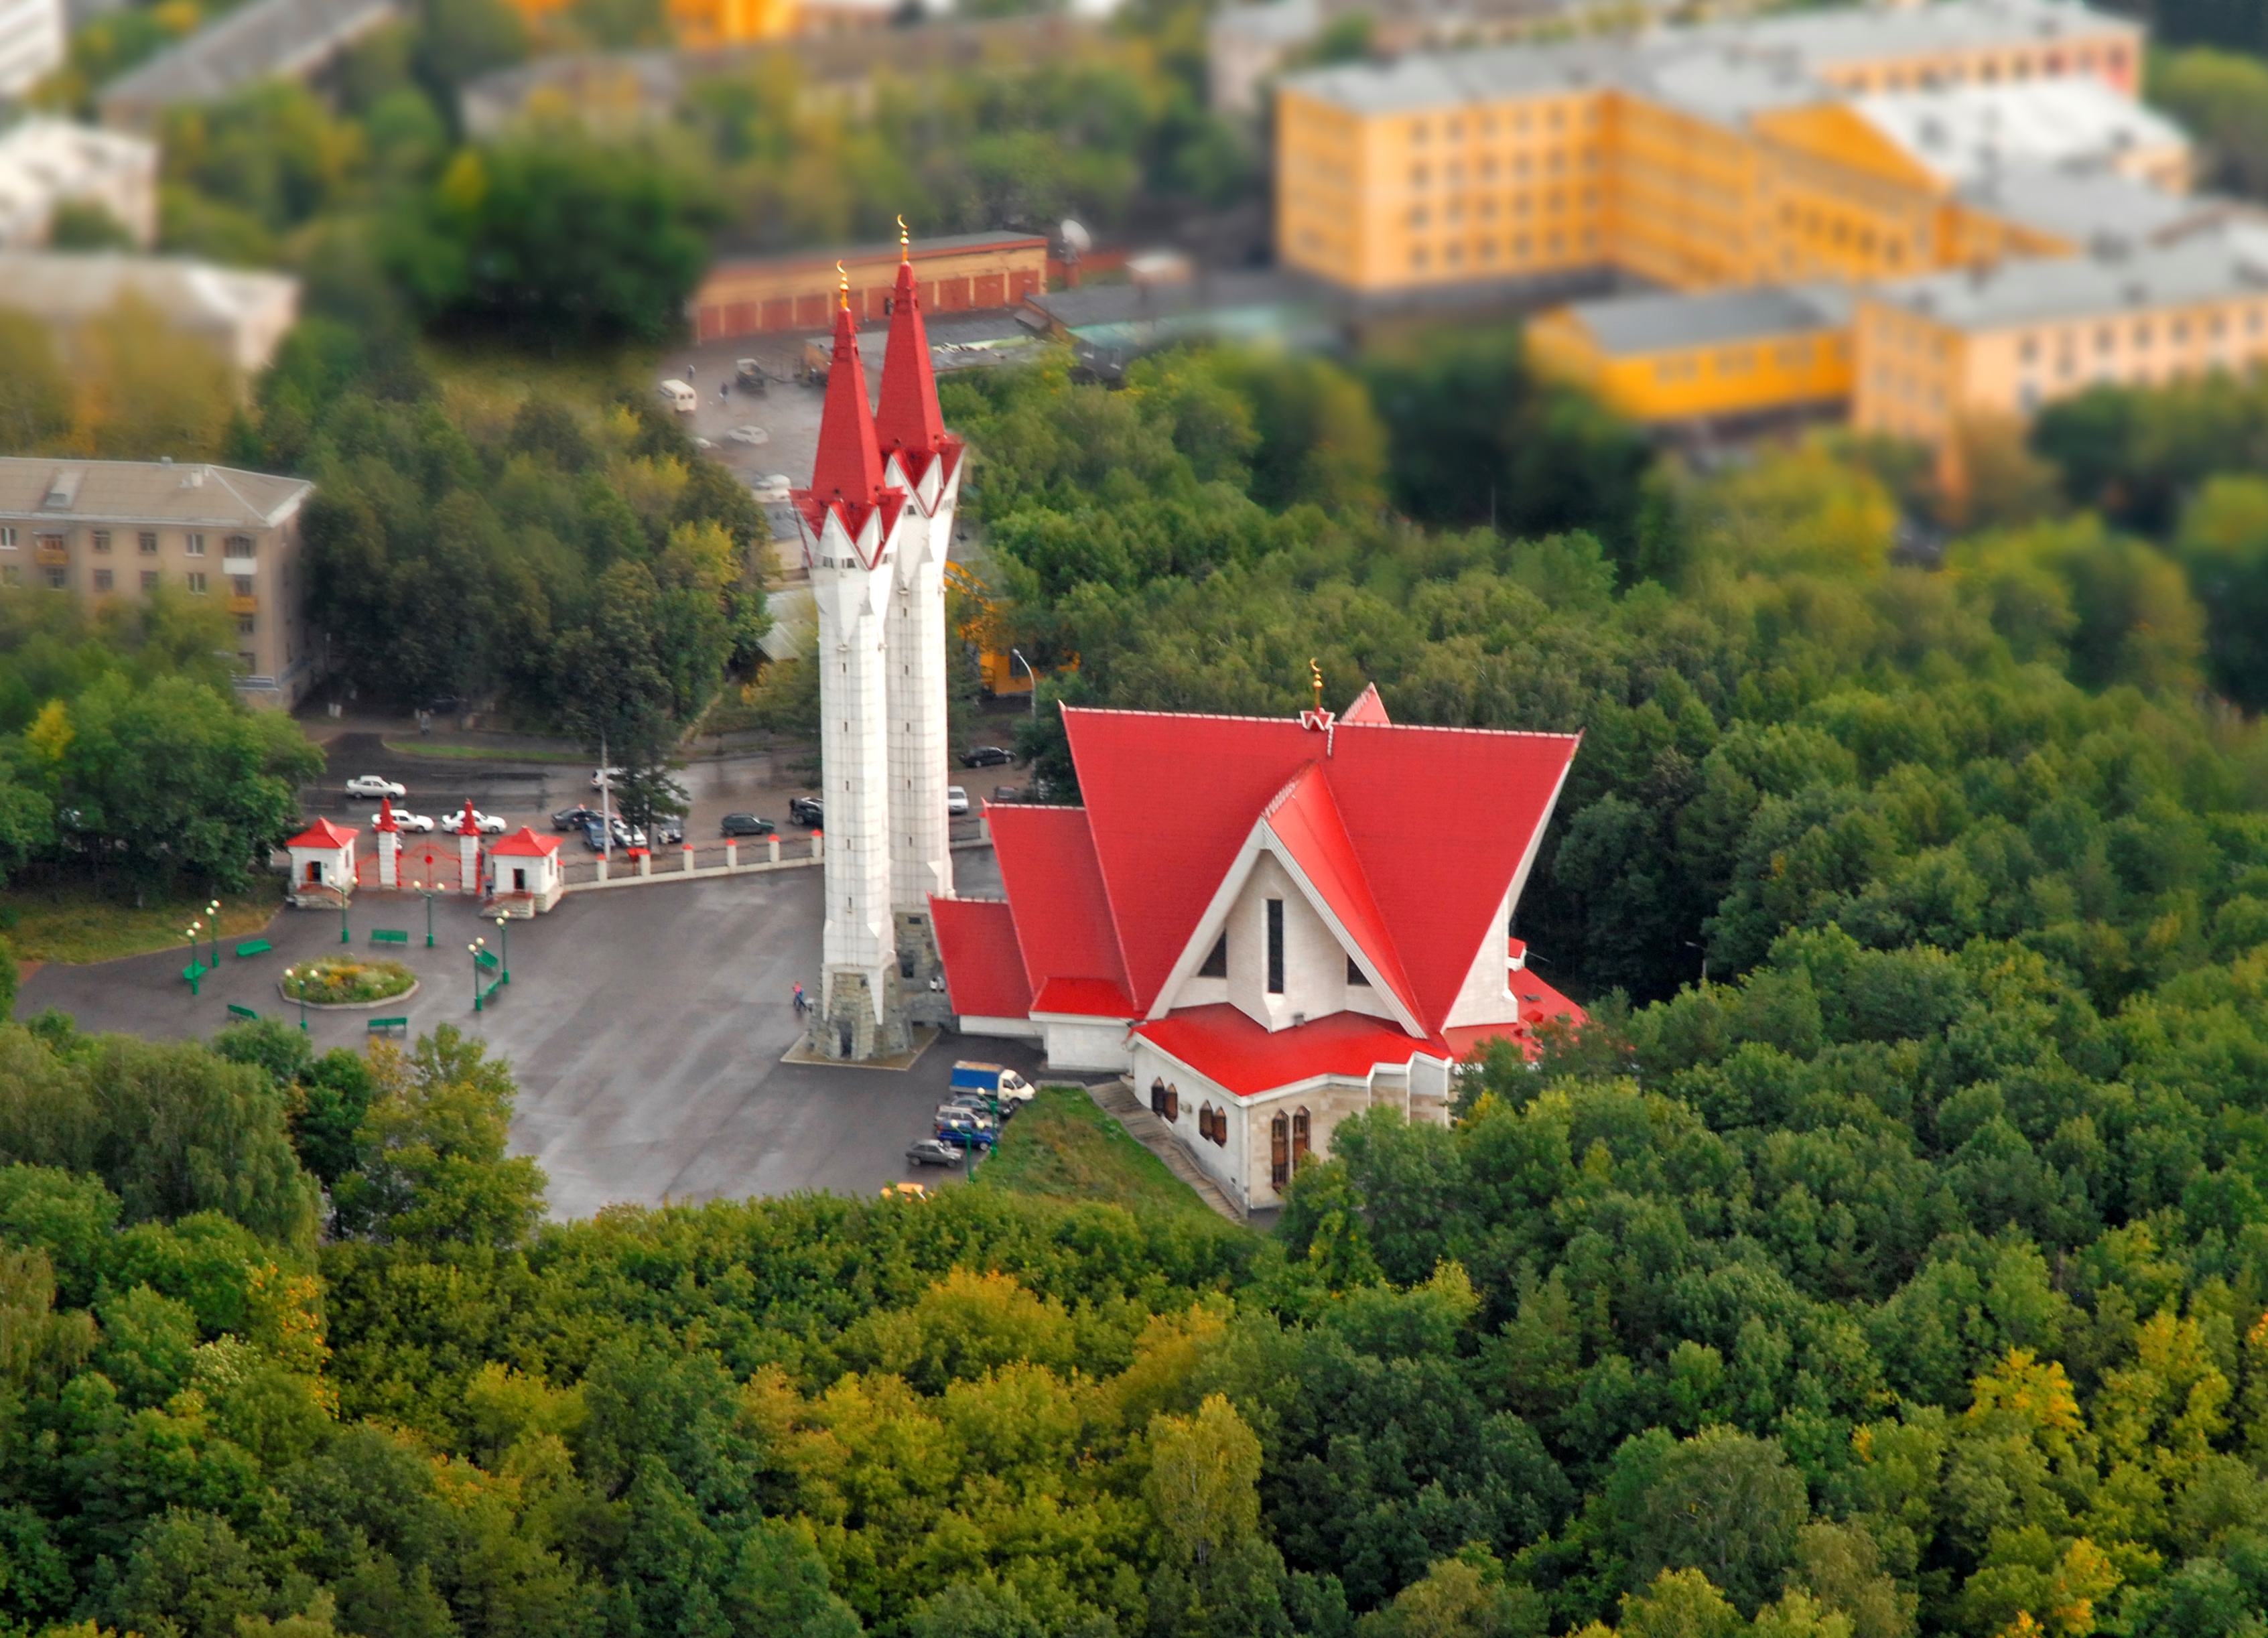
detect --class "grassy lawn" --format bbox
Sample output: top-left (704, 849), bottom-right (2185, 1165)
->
top-left (382, 740), bottom-right (588, 764)
top-left (974, 1087), bottom-right (1227, 1220)
top-left (1, 883), bottom-right (281, 965)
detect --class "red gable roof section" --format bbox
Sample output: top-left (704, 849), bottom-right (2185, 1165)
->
top-left (1063, 707), bottom-right (1579, 1032)
top-left (285, 817), bottom-right (356, 850)
top-left (1136, 1004), bottom-right (1444, 1099)
top-left (490, 826), bottom-right (561, 858)
top-left (987, 804), bottom-right (1134, 1016)
top-left (1341, 683), bottom-right (1392, 725)
top-left (929, 896), bottom-right (1034, 1019)
top-left (1261, 764), bottom-right (1419, 1021)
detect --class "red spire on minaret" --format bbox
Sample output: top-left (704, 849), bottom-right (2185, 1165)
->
top-left (876, 217), bottom-right (945, 464)
top-left (809, 262), bottom-right (886, 506)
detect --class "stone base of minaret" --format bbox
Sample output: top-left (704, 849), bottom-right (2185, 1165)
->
top-left (896, 909), bottom-right (953, 1028)
top-left (809, 967), bottom-right (913, 1062)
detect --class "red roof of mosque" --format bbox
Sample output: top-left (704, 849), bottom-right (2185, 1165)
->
top-left (988, 804), bottom-right (1134, 1017)
top-left (285, 817), bottom-right (356, 850)
top-left (1065, 706), bottom-right (1579, 1030)
top-left (876, 257), bottom-right (944, 460)
top-left (1341, 682), bottom-right (1392, 725)
top-left (489, 826), bottom-right (561, 858)
top-left (932, 700), bottom-right (1586, 1095)
top-left (1135, 1005), bottom-right (1447, 1098)
top-left (931, 898), bottom-right (1033, 1019)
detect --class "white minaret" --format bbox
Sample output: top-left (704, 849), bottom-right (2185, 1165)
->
top-left (874, 224), bottom-right (963, 935)
top-left (792, 272), bottom-right (912, 1060)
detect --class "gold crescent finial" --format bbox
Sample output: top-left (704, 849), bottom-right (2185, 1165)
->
top-left (898, 214), bottom-right (911, 261)
top-left (836, 261), bottom-right (849, 309)
top-left (1309, 658), bottom-right (1324, 710)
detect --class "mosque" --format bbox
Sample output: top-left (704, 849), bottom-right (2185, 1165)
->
top-left (796, 234), bottom-right (1585, 1212)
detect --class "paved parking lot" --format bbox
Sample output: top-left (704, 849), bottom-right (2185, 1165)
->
top-left (16, 851), bottom-right (1041, 1220)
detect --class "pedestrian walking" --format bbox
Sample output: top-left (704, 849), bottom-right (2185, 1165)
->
top-left (793, 981), bottom-right (807, 1016)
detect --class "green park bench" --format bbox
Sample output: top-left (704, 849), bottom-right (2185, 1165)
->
top-left (226, 1004), bottom-right (258, 1022)
top-left (234, 939), bottom-right (272, 959)
top-left (368, 1017), bottom-right (409, 1037)
top-left (370, 929), bottom-right (409, 947)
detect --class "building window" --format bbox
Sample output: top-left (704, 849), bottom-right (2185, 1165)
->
top-left (1292, 1107), bottom-right (1311, 1168)
top-left (140, 571), bottom-right (157, 591)
top-left (1201, 934), bottom-right (1228, 978)
top-left (1266, 899), bottom-right (1284, 995)
top-left (0, 527), bottom-right (13, 548)
top-left (237, 651), bottom-right (256, 672)
top-left (231, 575), bottom-right (253, 597)
top-left (187, 572), bottom-right (207, 594)
top-left (1163, 1084), bottom-right (1179, 1122)
top-left (1199, 1103), bottom-right (1215, 1142)
top-left (225, 534), bottom-right (254, 557)
top-left (1271, 1113), bottom-right (1290, 1190)
top-left (91, 531), bottom-right (111, 553)
top-left (237, 617), bottom-right (256, 636)
top-left (44, 567), bottom-right (65, 590)
top-left (186, 533), bottom-right (206, 557)
top-left (92, 569), bottom-right (113, 593)
top-left (138, 531), bottom-right (157, 554)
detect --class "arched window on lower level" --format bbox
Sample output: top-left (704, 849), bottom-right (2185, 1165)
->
top-left (1292, 1106), bottom-right (1311, 1172)
top-left (1270, 1113), bottom-right (1290, 1190)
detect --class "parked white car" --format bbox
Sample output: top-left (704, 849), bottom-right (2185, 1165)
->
top-left (753, 473), bottom-right (792, 502)
top-left (947, 785), bottom-right (970, 815)
top-left (468, 810), bottom-right (509, 835)
top-left (344, 775), bottom-right (405, 799)
top-left (727, 424), bottom-right (769, 446)
top-left (369, 810), bottom-right (436, 833)
top-left (591, 766), bottom-right (624, 790)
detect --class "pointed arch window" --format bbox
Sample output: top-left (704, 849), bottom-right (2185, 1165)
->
top-left (1199, 1103), bottom-right (1215, 1142)
top-left (1292, 1107), bottom-right (1311, 1170)
top-left (1270, 1113), bottom-right (1290, 1190)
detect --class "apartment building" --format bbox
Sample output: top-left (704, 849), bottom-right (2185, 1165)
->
top-left (1275, 0), bottom-right (2145, 297)
top-left (0, 460), bottom-right (318, 708)
top-left (0, 120), bottom-right (159, 248)
top-left (1852, 224), bottom-right (2268, 447)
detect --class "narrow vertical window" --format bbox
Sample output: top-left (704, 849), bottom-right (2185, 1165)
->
top-left (1266, 899), bottom-right (1284, 995)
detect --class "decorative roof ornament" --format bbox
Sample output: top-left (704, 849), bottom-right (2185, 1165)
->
top-left (898, 213), bottom-right (911, 263)
top-left (837, 259), bottom-right (849, 310)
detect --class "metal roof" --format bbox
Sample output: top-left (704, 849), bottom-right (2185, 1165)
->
top-left (1853, 77), bottom-right (2184, 186)
top-left (98, 0), bottom-right (398, 117)
top-left (1561, 282), bottom-right (1852, 354)
top-left (1958, 163), bottom-right (2239, 245)
top-left (1869, 222), bottom-right (2268, 330)
top-left (0, 458), bottom-right (310, 527)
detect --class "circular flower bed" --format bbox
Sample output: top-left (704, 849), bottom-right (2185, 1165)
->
top-left (280, 957), bottom-right (416, 1007)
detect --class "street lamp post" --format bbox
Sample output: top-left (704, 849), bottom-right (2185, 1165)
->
top-left (1010, 648), bottom-right (1037, 718)
top-left (336, 881), bottom-right (349, 945)
top-left (184, 922), bottom-right (202, 996)
top-left (283, 966), bottom-right (308, 1033)
top-left (470, 939), bottom-right (486, 1012)
top-left (494, 912), bottom-right (510, 985)
top-left (207, 900), bottom-right (220, 969)
top-left (413, 878), bottom-right (436, 946)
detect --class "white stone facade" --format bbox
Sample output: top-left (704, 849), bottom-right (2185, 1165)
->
top-left (885, 449), bottom-right (958, 918)
top-left (805, 502), bottom-right (900, 1030)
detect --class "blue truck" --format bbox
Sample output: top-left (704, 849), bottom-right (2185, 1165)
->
top-left (951, 1062), bottom-right (1035, 1108)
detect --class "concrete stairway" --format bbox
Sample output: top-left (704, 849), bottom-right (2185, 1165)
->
top-left (1086, 1078), bottom-right (1245, 1223)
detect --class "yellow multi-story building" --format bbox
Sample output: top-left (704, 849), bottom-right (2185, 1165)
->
top-left (1276, 0), bottom-right (2146, 298)
top-left (1853, 226), bottom-right (2268, 448)
top-left (1528, 283), bottom-right (1855, 423)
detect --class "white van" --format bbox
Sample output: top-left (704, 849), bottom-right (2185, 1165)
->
top-left (657, 379), bottom-right (697, 414)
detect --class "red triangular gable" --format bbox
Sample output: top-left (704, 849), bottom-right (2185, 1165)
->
top-left (1262, 764), bottom-right (1420, 1022)
top-left (286, 817), bottom-right (356, 850)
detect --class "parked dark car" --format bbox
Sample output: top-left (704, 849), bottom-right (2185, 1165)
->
top-left (905, 1138), bottom-right (963, 1167)
top-left (657, 819), bottom-right (685, 845)
top-left (582, 816), bottom-right (609, 851)
top-left (992, 785), bottom-right (1022, 803)
top-left (931, 1123), bottom-right (996, 1152)
top-left (789, 796), bottom-right (825, 827)
top-left (961, 745), bottom-right (1014, 768)
top-left (721, 812), bottom-right (776, 837)
top-left (552, 803), bottom-right (597, 831)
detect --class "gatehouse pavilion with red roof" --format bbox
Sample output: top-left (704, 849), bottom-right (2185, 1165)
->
top-left (930, 684), bottom-right (1586, 1215)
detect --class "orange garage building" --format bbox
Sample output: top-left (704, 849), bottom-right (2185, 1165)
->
top-left (690, 230), bottom-right (1050, 340)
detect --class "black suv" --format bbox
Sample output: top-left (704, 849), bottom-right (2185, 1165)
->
top-left (961, 746), bottom-right (1014, 768)
top-left (721, 812), bottom-right (775, 837)
top-left (552, 803), bottom-right (597, 831)
top-left (788, 796), bottom-right (825, 827)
